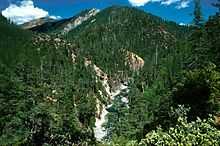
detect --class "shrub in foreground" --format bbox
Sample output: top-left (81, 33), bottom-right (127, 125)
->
top-left (139, 116), bottom-right (220, 146)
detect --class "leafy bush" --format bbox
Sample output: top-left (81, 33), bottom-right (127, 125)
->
top-left (99, 136), bottom-right (138, 146)
top-left (172, 64), bottom-right (220, 120)
top-left (140, 107), bottom-right (220, 146)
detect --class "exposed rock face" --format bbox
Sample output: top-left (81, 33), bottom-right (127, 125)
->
top-left (94, 99), bottom-right (108, 141)
top-left (84, 58), bottom-right (111, 97)
top-left (21, 17), bottom-right (55, 29)
top-left (94, 65), bottom-right (108, 81)
top-left (85, 61), bottom-right (111, 141)
top-left (62, 8), bottom-right (100, 34)
top-left (214, 115), bottom-right (220, 128)
top-left (125, 51), bottom-right (145, 71)
top-left (71, 53), bottom-right (77, 63)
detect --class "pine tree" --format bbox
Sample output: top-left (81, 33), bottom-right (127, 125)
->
top-left (205, 12), bottom-right (220, 66)
top-left (193, 0), bottom-right (203, 27)
top-left (188, 0), bottom-right (208, 68)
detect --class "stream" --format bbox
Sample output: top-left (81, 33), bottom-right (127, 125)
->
top-left (94, 82), bottom-right (129, 141)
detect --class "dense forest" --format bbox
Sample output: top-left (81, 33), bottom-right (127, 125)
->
top-left (1, 0), bottom-right (220, 145)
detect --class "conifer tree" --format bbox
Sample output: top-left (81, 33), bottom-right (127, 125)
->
top-left (193, 0), bottom-right (203, 27)
top-left (189, 0), bottom-right (208, 68)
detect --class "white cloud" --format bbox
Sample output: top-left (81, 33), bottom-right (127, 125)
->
top-left (179, 22), bottom-right (186, 25)
top-left (176, 0), bottom-right (190, 9)
top-left (49, 15), bottom-right (62, 20)
top-left (128, 0), bottom-right (162, 6)
top-left (128, 0), bottom-right (191, 9)
top-left (161, 0), bottom-right (179, 5)
top-left (1, 0), bottom-right (61, 24)
top-left (128, 0), bottom-right (151, 7)
top-left (179, 22), bottom-right (190, 26)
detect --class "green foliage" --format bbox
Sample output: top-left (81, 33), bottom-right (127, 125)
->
top-left (104, 80), bottom-right (166, 141)
top-left (65, 6), bottom-right (190, 75)
top-left (140, 111), bottom-right (220, 146)
top-left (104, 94), bottom-right (130, 140)
top-left (0, 17), bottom-right (98, 145)
top-left (189, 13), bottom-right (220, 69)
top-left (205, 15), bottom-right (220, 66)
top-left (103, 107), bottom-right (220, 146)
top-left (1, 4), bottom-right (220, 145)
top-left (100, 136), bottom-right (138, 146)
top-left (172, 64), bottom-right (220, 120)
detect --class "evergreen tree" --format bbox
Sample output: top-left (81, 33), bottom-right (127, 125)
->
top-left (193, 0), bottom-right (203, 27)
top-left (189, 0), bottom-right (208, 68)
top-left (205, 7), bottom-right (220, 66)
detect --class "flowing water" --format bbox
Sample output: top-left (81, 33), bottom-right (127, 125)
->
top-left (94, 82), bottom-right (129, 141)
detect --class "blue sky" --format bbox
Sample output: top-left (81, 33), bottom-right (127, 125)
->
top-left (0, 0), bottom-right (218, 24)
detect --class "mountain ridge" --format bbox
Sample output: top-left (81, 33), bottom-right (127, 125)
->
top-left (21, 17), bottom-right (56, 29)
top-left (27, 8), bottom-right (100, 33)
top-left (63, 6), bottom-right (191, 76)
top-left (24, 6), bottom-right (191, 37)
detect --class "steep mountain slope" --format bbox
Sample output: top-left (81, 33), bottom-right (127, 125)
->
top-left (1, 13), bottom-right (135, 144)
top-left (21, 17), bottom-right (55, 30)
top-left (0, 15), bottom-right (102, 145)
top-left (64, 6), bottom-right (192, 140)
top-left (29, 8), bottom-right (100, 34)
top-left (26, 6), bottom-right (191, 76)
top-left (0, 15), bottom-right (33, 66)
top-left (27, 6), bottom-right (192, 86)
top-left (65, 6), bottom-right (191, 76)
top-left (23, 8), bottom-right (192, 141)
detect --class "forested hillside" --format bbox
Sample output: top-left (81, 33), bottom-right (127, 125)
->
top-left (66, 6), bottom-right (191, 76)
top-left (0, 14), bottom-right (101, 145)
top-left (1, 1), bottom-right (220, 145)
